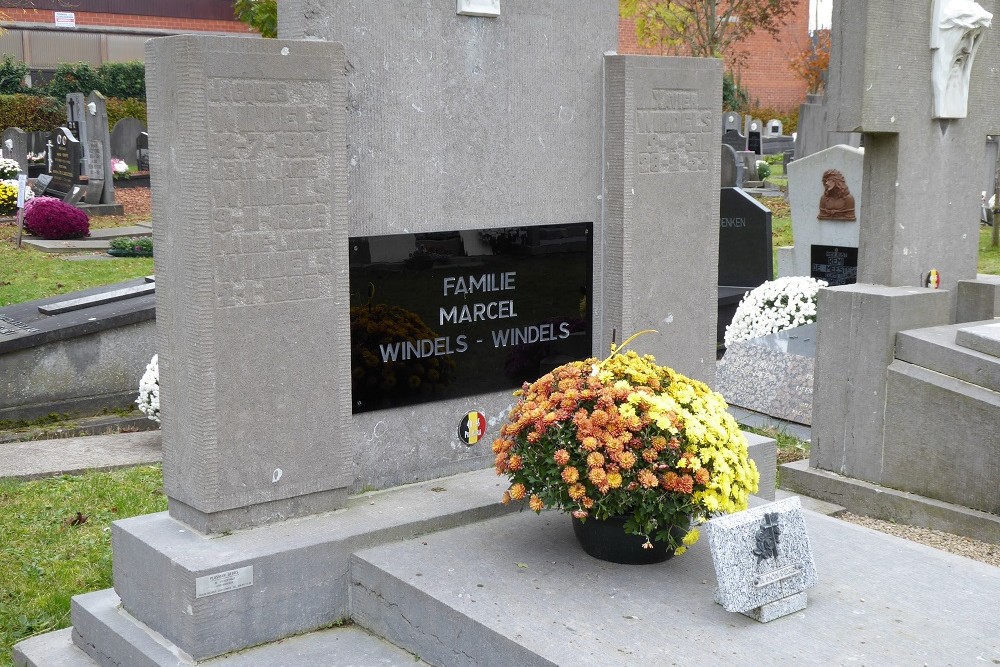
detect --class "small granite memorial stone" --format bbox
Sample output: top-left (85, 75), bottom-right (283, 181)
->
top-left (31, 174), bottom-right (52, 196)
top-left (1, 127), bottom-right (28, 174)
top-left (708, 495), bottom-right (817, 623)
top-left (721, 144), bottom-right (743, 188)
top-left (110, 117), bottom-right (146, 169)
top-left (722, 128), bottom-right (746, 153)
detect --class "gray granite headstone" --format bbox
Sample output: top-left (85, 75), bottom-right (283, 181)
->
top-left (708, 495), bottom-right (818, 622)
top-left (110, 117), bottom-right (146, 169)
top-left (147, 35), bottom-right (351, 534)
top-left (721, 144), bottom-right (742, 188)
top-left (31, 173), bottom-right (52, 195)
top-left (2, 127), bottom-right (28, 174)
top-left (85, 91), bottom-right (115, 205)
top-left (717, 323), bottom-right (816, 425)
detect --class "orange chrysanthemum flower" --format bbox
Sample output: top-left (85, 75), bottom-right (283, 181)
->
top-left (508, 454), bottom-right (523, 471)
top-left (529, 495), bottom-right (545, 512)
top-left (561, 466), bottom-right (580, 484)
top-left (509, 483), bottom-right (527, 501)
top-left (618, 450), bottom-right (637, 469)
top-left (586, 452), bottom-right (605, 468)
top-left (638, 469), bottom-right (659, 488)
top-left (642, 448), bottom-right (658, 463)
top-left (568, 483), bottom-right (587, 501)
top-left (554, 449), bottom-right (571, 466)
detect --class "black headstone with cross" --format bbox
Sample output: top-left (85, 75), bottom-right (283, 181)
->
top-left (46, 127), bottom-right (83, 198)
top-left (826, 0), bottom-right (1000, 309)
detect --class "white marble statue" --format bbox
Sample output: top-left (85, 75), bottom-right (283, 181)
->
top-left (931, 0), bottom-right (993, 119)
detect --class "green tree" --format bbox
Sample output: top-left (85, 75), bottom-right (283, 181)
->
top-left (620, 0), bottom-right (797, 63)
top-left (0, 54), bottom-right (28, 94)
top-left (44, 61), bottom-right (100, 99)
top-left (234, 0), bottom-right (277, 38)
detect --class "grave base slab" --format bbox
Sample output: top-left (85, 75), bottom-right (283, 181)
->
top-left (742, 591), bottom-right (808, 623)
top-left (780, 459), bottom-right (1000, 545)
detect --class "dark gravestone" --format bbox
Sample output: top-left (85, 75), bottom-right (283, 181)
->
top-left (47, 127), bottom-right (82, 198)
top-left (718, 188), bottom-right (773, 347)
top-left (110, 118), bottom-right (146, 169)
top-left (747, 130), bottom-right (762, 155)
top-left (810, 245), bottom-right (858, 286)
top-left (723, 128), bottom-right (746, 153)
top-left (136, 132), bottom-right (149, 171)
top-left (721, 144), bottom-right (743, 188)
top-left (31, 174), bottom-right (52, 195)
top-left (348, 221), bottom-right (593, 414)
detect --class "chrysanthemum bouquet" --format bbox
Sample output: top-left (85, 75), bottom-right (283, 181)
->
top-left (494, 333), bottom-right (759, 554)
top-left (724, 276), bottom-right (827, 347)
top-left (136, 354), bottom-right (160, 423)
top-left (0, 157), bottom-right (21, 180)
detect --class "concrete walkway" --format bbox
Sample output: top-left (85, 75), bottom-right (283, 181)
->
top-left (0, 430), bottom-right (161, 481)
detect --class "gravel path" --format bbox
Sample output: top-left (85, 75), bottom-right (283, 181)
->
top-left (114, 186), bottom-right (152, 217)
top-left (838, 512), bottom-right (1000, 568)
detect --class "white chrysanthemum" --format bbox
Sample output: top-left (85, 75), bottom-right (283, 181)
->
top-left (0, 157), bottom-right (21, 179)
top-left (724, 276), bottom-right (828, 347)
top-left (136, 354), bottom-right (160, 423)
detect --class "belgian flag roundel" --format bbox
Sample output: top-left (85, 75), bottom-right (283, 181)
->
top-left (459, 411), bottom-right (487, 446)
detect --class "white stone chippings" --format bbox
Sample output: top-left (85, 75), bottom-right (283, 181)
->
top-left (707, 496), bottom-right (817, 617)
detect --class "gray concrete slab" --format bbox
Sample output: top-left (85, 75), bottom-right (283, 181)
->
top-left (83, 226), bottom-right (152, 240)
top-left (0, 430), bottom-right (161, 481)
top-left (351, 506), bottom-right (1000, 666)
top-left (956, 322), bottom-right (1000, 358)
top-left (13, 597), bottom-right (430, 667)
top-left (774, 488), bottom-right (845, 516)
top-left (728, 405), bottom-right (812, 442)
top-left (896, 320), bottom-right (1000, 393)
top-left (21, 239), bottom-right (113, 253)
top-left (781, 459), bottom-right (1000, 545)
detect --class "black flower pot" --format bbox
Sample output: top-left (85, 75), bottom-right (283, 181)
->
top-left (572, 515), bottom-right (687, 565)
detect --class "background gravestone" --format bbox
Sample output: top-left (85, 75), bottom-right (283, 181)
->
top-left (723, 112), bottom-right (742, 133)
top-left (46, 127), bottom-right (82, 198)
top-left (722, 128), bottom-right (746, 153)
top-left (85, 91), bottom-right (116, 205)
top-left (778, 144), bottom-right (863, 279)
top-left (110, 117), bottom-right (147, 169)
top-left (2, 127), bottom-right (28, 174)
top-left (721, 144), bottom-right (743, 188)
top-left (718, 187), bottom-right (773, 347)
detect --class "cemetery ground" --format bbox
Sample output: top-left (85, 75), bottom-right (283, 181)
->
top-left (3, 191), bottom-right (1000, 665)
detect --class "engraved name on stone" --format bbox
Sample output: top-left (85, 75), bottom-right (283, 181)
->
top-left (207, 77), bottom-right (334, 309)
top-left (0, 313), bottom-right (39, 336)
top-left (636, 87), bottom-right (713, 174)
top-left (194, 565), bottom-right (253, 598)
top-left (754, 563), bottom-right (803, 588)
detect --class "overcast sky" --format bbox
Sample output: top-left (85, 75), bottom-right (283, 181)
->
top-left (810, 0), bottom-right (832, 31)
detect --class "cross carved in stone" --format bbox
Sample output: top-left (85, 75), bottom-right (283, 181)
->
top-left (826, 0), bottom-right (1000, 308)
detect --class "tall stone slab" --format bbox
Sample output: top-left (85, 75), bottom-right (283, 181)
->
top-left (1, 126), bottom-right (28, 174)
top-left (827, 0), bottom-right (1000, 306)
top-left (85, 91), bottom-right (116, 205)
top-left (602, 55), bottom-right (721, 385)
top-left (146, 35), bottom-right (350, 533)
top-left (280, 0), bottom-right (618, 492)
top-left (109, 117), bottom-right (146, 168)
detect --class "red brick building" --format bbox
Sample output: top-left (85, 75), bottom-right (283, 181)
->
top-left (618, 2), bottom-right (812, 112)
top-left (2, 1), bottom-right (808, 112)
top-left (0, 1), bottom-right (251, 84)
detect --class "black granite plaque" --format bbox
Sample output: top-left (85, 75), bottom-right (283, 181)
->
top-left (349, 222), bottom-right (593, 414)
top-left (719, 187), bottom-right (773, 288)
top-left (810, 245), bottom-right (858, 286)
top-left (747, 131), bottom-right (762, 155)
top-left (47, 127), bottom-right (82, 197)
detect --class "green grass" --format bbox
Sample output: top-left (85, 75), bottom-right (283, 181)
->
top-left (979, 225), bottom-right (1000, 275)
top-left (0, 215), bottom-right (153, 307)
top-left (0, 466), bottom-right (166, 666)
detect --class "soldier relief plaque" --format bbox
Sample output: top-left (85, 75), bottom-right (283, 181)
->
top-left (348, 223), bottom-right (593, 414)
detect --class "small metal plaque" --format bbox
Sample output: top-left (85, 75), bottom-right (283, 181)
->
top-left (195, 565), bottom-right (253, 598)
